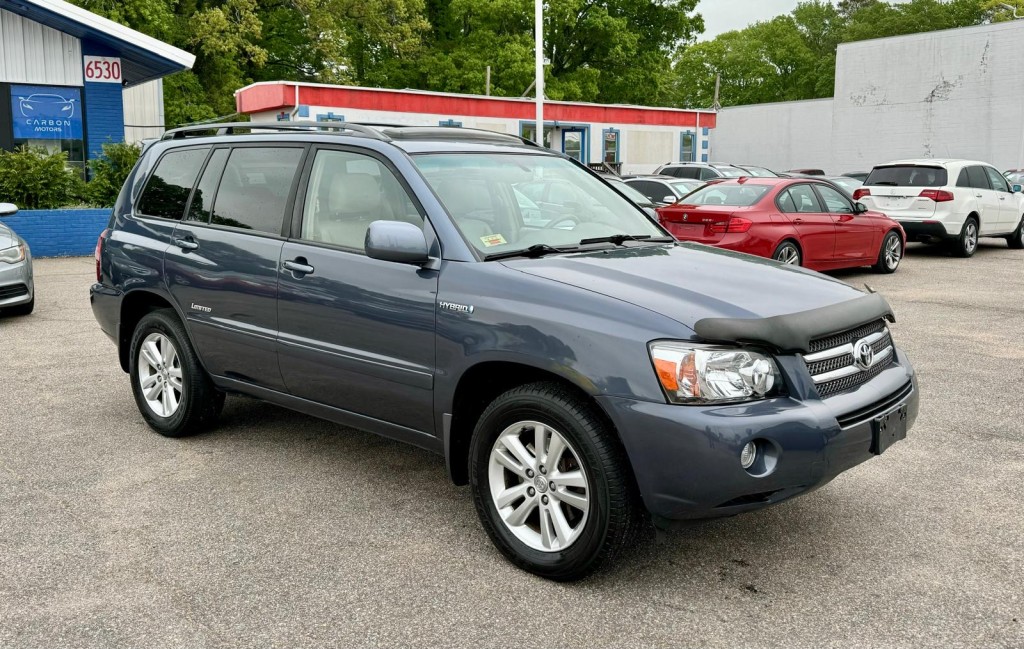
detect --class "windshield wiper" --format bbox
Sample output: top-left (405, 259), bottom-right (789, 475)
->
top-left (484, 243), bottom-right (576, 261)
top-left (578, 234), bottom-right (674, 247)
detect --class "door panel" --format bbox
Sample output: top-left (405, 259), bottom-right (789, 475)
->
top-left (779, 185), bottom-right (835, 264)
top-left (983, 166), bottom-right (1016, 229)
top-left (276, 147), bottom-right (438, 433)
top-left (816, 184), bottom-right (876, 262)
top-left (966, 166), bottom-right (1000, 235)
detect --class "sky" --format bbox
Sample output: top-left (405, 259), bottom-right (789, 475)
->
top-left (697, 0), bottom-right (806, 40)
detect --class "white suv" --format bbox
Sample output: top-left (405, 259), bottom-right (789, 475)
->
top-left (854, 159), bottom-right (1024, 257)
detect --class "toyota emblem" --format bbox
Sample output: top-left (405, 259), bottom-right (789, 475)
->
top-left (853, 339), bottom-right (874, 370)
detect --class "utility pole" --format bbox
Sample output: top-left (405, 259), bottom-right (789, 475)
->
top-left (535, 0), bottom-right (544, 146)
top-left (485, 66), bottom-right (491, 96)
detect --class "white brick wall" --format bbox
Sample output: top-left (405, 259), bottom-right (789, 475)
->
top-left (712, 99), bottom-right (834, 173)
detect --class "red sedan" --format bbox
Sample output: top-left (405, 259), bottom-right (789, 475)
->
top-left (656, 177), bottom-right (906, 273)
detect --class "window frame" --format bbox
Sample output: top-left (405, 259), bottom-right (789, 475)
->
top-left (966, 165), bottom-right (991, 191)
top-left (288, 143), bottom-right (432, 256)
top-left (183, 146), bottom-right (230, 224)
top-left (134, 145), bottom-right (213, 222)
top-left (778, 183), bottom-right (825, 213)
top-left (811, 182), bottom-right (855, 214)
top-left (983, 166), bottom-right (1010, 193)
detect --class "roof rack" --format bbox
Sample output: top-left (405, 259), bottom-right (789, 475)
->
top-left (375, 125), bottom-right (540, 148)
top-left (160, 121), bottom-right (391, 142)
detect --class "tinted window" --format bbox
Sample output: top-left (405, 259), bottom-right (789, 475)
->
top-left (186, 148), bottom-right (229, 222)
top-left (301, 149), bottom-right (421, 251)
top-left (625, 180), bottom-right (661, 202)
top-left (137, 148), bottom-right (209, 220)
top-left (787, 184), bottom-right (824, 212)
top-left (665, 167), bottom-right (701, 179)
top-left (607, 179), bottom-right (652, 205)
top-left (681, 183), bottom-right (770, 207)
top-left (777, 190), bottom-right (797, 213)
top-left (815, 184), bottom-right (854, 213)
top-left (211, 147), bottom-right (303, 234)
top-left (865, 165), bottom-right (947, 187)
top-left (966, 166), bottom-right (990, 190)
top-left (983, 166), bottom-right (1009, 192)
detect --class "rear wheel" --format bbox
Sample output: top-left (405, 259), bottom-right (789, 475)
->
top-left (469, 382), bottom-right (641, 581)
top-left (951, 217), bottom-right (979, 258)
top-left (129, 309), bottom-right (223, 437)
top-left (772, 240), bottom-right (802, 266)
top-left (1007, 216), bottom-right (1024, 250)
top-left (873, 231), bottom-right (903, 274)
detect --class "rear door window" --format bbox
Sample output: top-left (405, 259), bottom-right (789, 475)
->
top-left (186, 148), bottom-right (229, 222)
top-left (865, 166), bottom-right (947, 187)
top-left (787, 184), bottom-right (824, 213)
top-left (136, 147), bottom-right (210, 220)
top-left (210, 147), bottom-right (304, 234)
top-left (777, 190), bottom-right (797, 213)
top-left (966, 166), bottom-right (990, 190)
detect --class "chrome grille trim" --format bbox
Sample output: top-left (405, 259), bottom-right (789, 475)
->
top-left (803, 329), bottom-right (888, 363)
top-left (809, 346), bottom-right (893, 383)
top-left (801, 319), bottom-right (897, 397)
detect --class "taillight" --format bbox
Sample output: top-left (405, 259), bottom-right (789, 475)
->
top-left (919, 189), bottom-right (954, 202)
top-left (710, 217), bottom-right (753, 234)
top-left (95, 228), bottom-right (110, 282)
top-left (852, 188), bottom-right (870, 200)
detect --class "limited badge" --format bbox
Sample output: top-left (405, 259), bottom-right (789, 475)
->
top-left (480, 234), bottom-right (507, 247)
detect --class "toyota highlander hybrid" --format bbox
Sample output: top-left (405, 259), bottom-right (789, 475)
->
top-left (91, 123), bottom-right (919, 580)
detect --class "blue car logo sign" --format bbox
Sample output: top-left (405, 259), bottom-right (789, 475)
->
top-left (10, 85), bottom-right (83, 140)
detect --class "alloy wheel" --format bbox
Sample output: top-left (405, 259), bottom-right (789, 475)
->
top-left (775, 245), bottom-right (800, 265)
top-left (488, 420), bottom-right (590, 552)
top-left (965, 222), bottom-right (978, 254)
top-left (137, 332), bottom-right (184, 418)
top-left (885, 235), bottom-right (902, 269)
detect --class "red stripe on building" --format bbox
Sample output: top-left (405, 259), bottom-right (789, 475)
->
top-left (236, 83), bottom-right (716, 129)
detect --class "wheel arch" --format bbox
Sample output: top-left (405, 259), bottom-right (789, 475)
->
top-left (118, 289), bottom-right (190, 373)
top-left (444, 360), bottom-right (615, 486)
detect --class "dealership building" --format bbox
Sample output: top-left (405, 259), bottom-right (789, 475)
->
top-left (0, 0), bottom-right (193, 175)
top-left (235, 82), bottom-right (717, 175)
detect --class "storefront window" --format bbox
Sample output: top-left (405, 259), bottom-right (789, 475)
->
top-left (520, 123), bottom-right (554, 148)
top-left (9, 85), bottom-right (87, 177)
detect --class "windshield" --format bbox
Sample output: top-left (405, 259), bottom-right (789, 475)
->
top-left (415, 153), bottom-right (664, 256)
top-left (717, 167), bottom-right (746, 178)
top-left (670, 180), bottom-right (703, 196)
top-left (606, 178), bottom-right (651, 205)
top-left (866, 165), bottom-right (947, 187)
top-left (680, 183), bottom-right (770, 207)
top-left (739, 166), bottom-right (778, 178)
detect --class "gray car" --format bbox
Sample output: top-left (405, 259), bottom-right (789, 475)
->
top-left (0, 203), bottom-right (34, 316)
top-left (91, 123), bottom-right (919, 581)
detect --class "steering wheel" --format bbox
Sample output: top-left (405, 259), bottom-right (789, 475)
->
top-left (544, 215), bottom-right (580, 229)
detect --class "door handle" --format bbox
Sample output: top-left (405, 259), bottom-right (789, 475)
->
top-left (976, 194), bottom-right (983, 198)
top-left (283, 259), bottom-right (315, 275)
top-left (174, 237), bottom-right (199, 251)
top-left (792, 218), bottom-right (804, 224)
top-left (999, 196), bottom-right (1007, 201)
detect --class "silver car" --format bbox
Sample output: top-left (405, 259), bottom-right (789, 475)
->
top-left (0, 203), bottom-right (34, 316)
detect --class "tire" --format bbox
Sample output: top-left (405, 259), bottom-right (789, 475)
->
top-left (129, 308), bottom-right (224, 437)
top-left (469, 382), bottom-right (642, 581)
top-left (772, 240), bottom-right (802, 266)
top-left (3, 296), bottom-right (34, 316)
top-left (951, 216), bottom-right (979, 258)
top-left (1007, 217), bottom-right (1024, 250)
top-left (873, 231), bottom-right (903, 274)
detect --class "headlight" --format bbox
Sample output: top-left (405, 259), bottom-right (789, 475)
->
top-left (0, 243), bottom-right (26, 264)
top-left (649, 342), bottom-right (780, 404)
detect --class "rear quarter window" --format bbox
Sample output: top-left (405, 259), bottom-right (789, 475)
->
top-left (136, 147), bottom-right (210, 220)
top-left (865, 166), bottom-right (947, 187)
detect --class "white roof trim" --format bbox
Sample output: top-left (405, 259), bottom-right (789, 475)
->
top-left (24, 0), bottom-right (195, 68)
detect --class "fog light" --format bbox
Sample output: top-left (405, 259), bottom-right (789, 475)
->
top-left (740, 442), bottom-right (757, 469)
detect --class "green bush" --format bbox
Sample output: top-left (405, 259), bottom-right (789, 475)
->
top-left (0, 146), bottom-right (86, 210)
top-left (87, 141), bottom-right (142, 207)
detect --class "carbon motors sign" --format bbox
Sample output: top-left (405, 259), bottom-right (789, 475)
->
top-left (10, 85), bottom-right (84, 140)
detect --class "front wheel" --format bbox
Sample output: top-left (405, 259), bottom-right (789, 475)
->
top-left (1007, 217), bottom-right (1024, 250)
top-left (772, 240), bottom-right (802, 266)
top-left (951, 217), bottom-right (979, 258)
top-left (873, 231), bottom-right (903, 274)
top-left (469, 382), bottom-right (642, 581)
top-left (129, 309), bottom-right (224, 437)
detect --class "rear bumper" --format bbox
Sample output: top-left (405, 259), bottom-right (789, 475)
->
top-left (598, 349), bottom-right (918, 525)
top-left (90, 282), bottom-right (121, 346)
top-left (897, 219), bottom-right (955, 242)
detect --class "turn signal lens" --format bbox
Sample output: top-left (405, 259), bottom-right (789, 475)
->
top-left (710, 217), bottom-right (753, 234)
top-left (918, 189), bottom-right (954, 202)
top-left (649, 342), bottom-right (779, 404)
top-left (852, 188), bottom-right (870, 200)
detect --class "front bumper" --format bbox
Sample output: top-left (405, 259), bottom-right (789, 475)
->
top-left (598, 348), bottom-right (918, 525)
top-left (0, 252), bottom-right (33, 308)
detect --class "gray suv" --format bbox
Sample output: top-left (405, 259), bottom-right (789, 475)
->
top-left (91, 123), bottom-right (919, 580)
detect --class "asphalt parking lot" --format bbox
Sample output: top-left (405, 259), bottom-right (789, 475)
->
top-left (1, 243), bottom-right (1022, 649)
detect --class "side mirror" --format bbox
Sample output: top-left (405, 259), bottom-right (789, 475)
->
top-left (0, 203), bottom-right (18, 217)
top-left (365, 220), bottom-right (429, 265)
top-left (854, 201), bottom-right (868, 214)
top-left (663, 195), bottom-right (677, 204)
top-left (1013, 184), bottom-right (1022, 193)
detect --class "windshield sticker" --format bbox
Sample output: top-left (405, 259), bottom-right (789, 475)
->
top-left (480, 234), bottom-right (507, 247)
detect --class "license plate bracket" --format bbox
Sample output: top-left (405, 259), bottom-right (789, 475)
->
top-left (871, 403), bottom-right (909, 455)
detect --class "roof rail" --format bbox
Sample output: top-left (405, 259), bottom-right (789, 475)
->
top-left (160, 121), bottom-right (391, 142)
top-left (372, 125), bottom-right (540, 148)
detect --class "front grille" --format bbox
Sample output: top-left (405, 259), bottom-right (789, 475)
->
top-left (802, 319), bottom-right (896, 398)
top-left (835, 381), bottom-right (914, 429)
top-left (0, 283), bottom-right (28, 301)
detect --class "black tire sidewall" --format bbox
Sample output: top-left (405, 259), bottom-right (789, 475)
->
top-left (876, 231), bottom-right (902, 273)
top-left (956, 217), bottom-right (978, 257)
top-left (773, 241), bottom-right (800, 266)
top-left (129, 310), bottom-right (201, 436)
top-left (470, 390), bottom-right (615, 580)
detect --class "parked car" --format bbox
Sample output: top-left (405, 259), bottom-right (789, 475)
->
top-left (787, 173), bottom-right (864, 196)
top-left (657, 177), bottom-right (906, 273)
top-left (602, 177), bottom-right (659, 219)
top-left (1003, 169), bottom-right (1024, 189)
top-left (623, 175), bottom-right (704, 206)
top-left (734, 164), bottom-right (779, 177)
top-left (0, 203), bottom-right (34, 316)
top-left (854, 159), bottom-right (1024, 257)
top-left (654, 162), bottom-right (748, 181)
top-left (787, 168), bottom-right (826, 176)
top-left (843, 172), bottom-right (869, 182)
top-left (91, 123), bottom-right (919, 580)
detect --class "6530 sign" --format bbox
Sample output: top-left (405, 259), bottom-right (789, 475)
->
top-left (83, 56), bottom-right (122, 84)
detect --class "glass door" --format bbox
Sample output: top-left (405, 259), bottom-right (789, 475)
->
top-left (562, 129), bottom-right (585, 162)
